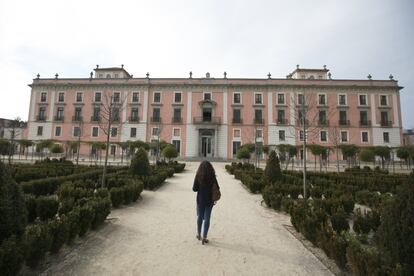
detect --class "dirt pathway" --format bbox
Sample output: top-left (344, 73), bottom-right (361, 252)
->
top-left (41, 162), bottom-right (332, 276)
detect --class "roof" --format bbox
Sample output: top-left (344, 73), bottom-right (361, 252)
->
top-left (93, 66), bottom-right (131, 78)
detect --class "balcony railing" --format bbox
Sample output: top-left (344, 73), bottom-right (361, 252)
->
top-left (72, 116), bottom-right (83, 122)
top-left (129, 116), bottom-right (139, 122)
top-left (253, 118), bottom-right (264, 125)
top-left (36, 115), bottom-right (46, 121)
top-left (380, 120), bottom-right (392, 127)
top-left (54, 116), bottom-right (64, 122)
top-left (276, 118), bottom-right (288, 125)
top-left (232, 118), bottom-right (243, 124)
top-left (359, 120), bottom-right (371, 127)
top-left (91, 116), bottom-right (100, 122)
top-left (151, 117), bottom-right (161, 123)
top-left (318, 120), bottom-right (329, 126)
top-left (172, 117), bottom-right (182, 123)
top-left (339, 119), bottom-right (350, 126)
top-left (193, 117), bottom-right (221, 124)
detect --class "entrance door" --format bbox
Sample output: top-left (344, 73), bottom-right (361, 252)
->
top-left (201, 136), bottom-right (213, 157)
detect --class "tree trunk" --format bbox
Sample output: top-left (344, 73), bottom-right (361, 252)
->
top-left (336, 147), bottom-right (340, 173)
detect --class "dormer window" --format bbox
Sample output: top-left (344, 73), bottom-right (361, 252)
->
top-left (106, 74), bottom-right (111, 78)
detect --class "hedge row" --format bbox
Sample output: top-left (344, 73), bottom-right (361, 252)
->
top-left (0, 196), bottom-right (111, 273)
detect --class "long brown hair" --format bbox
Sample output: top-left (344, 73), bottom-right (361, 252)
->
top-left (195, 160), bottom-right (217, 186)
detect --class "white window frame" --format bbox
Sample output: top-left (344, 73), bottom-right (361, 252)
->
top-left (320, 130), bottom-right (328, 143)
top-left (232, 140), bottom-right (242, 157)
top-left (358, 93), bottom-right (368, 106)
top-left (132, 91), bottom-right (140, 103)
top-left (37, 126), bottom-right (43, 136)
top-left (153, 91), bottom-right (162, 103)
top-left (172, 127), bottom-right (181, 138)
top-left (112, 92), bottom-right (121, 103)
top-left (57, 92), bottom-right (65, 103)
top-left (340, 130), bottom-right (349, 143)
top-left (130, 127), bottom-right (137, 138)
top-left (279, 130), bottom-right (286, 142)
top-left (383, 131), bottom-right (390, 143)
top-left (233, 92), bottom-right (242, 104)
top-left (254, 92), bottom-right (263, 104)
top-left (317, 93), bottom-right (327, 106)
top-left (276, 93), bottom-right (285, 105)
top-left (94, 91), bottom-right (102, 102)
top-left (361, 131), bottom-right (369, 143)
top-left (72, 126), bottom-right (81, 138)
top-left (171, 139), bottom-right (181, 155)
top-left (55, 126), bottom-right (62, 137)
top-left (75, 92), bottom-right (83, 103)
top-left (299, 130), bottom-right (305, 141)
top-left (111, 127), bottom-right (118, 137)
top-left (338, 94), bottom-right (347, 106)
top-left (40, 91), bottom-right (48, 103)
top-left (233, 128), bottom-right (241, 140)
top-left (255, 128), bottom-right (263, 141)
top-left (152, 127), bottom-right (160, 137)
top-left (203, 91), bottom-right (212, 101)
top-left (174, 91), bottom-right (182, 103)
top-left (297, 93), bottom-right (305, 105)
top-left (380, 94), bottom-right (388, 106)
top-left (91, 126), bottom-right (99, 137)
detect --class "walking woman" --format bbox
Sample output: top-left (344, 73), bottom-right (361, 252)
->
top-left (192, 161), bottom-right (220, 245)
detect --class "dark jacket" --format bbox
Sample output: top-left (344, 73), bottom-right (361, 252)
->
top-left (192, 176), bottom-right (218, 207)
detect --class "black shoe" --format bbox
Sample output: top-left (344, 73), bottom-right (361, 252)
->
top-left (196, 235), bottom-right (201, 241)
top-left (202, 238), bottom-right (209, 245)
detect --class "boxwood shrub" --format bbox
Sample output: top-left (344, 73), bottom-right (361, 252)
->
top-left (23, 223), bottom-right (52, 268)
top-left (0, 236), bottom-right (24, 276)
top-left (36, 195), bottom-right (59, 221)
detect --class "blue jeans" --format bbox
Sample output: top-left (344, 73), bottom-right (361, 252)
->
top-left (197, 204), bottom-right (213, 238)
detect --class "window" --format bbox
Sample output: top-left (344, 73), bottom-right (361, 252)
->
top-left (233, 129), bottom-right (241, 138)
top-left (255, 93), bottom-right (262, 104)
top-left (172, 140), bottom-right (181, 154)
top-left (112, 108), bottom-right (119, 122)
top-left (173, 128), bottom-right (180, 137)
top-left (299, 130), bottom-right (305, 141)
top-left (277, 93), bottom-right (285, 104)
top-left (92, 127), bottom-right (99, 137)
top-left (74, 107), bottom-right (82, 121)
top-left (233, 109), bottom-right (241, 123)
top-left (76, 92), bottom-right (83, 102)
top-left (98, 74), bottom-right (103, 78)
top-left (152, 108), bottom-right (160, 122)
top-left (132, 92), bottom-right (139, 102)
top-left (232, 141), bottom-right (241, 157)
top-left (233, 93), bottom-right (241, 104)
top-left (341, 131), bottom-right (348, 142)
top-left (298, 94), bottom-right (304, 105)
top-left (110, 145), bottom-right (116, 155)
top-left (130, 127), bottom-right (137, 138)
top-left (380, 95), bottom-right (387, 106)
top-left (95, 92), bottom-right (101, 102)
top-left (174, 92), bottom-right (182, 103)
top-left (279, 130), bottom-right (285, 141)
top-left (320, 131), bottom-right (327, 142)
top-left (359, 94), bottom-right (367, 106)
top-left (338, 94), bottom-right (346, 105)
top-left (339, 110), bottom-right (348, 125)
top-left (256, 129), bottom-right (263, 138)
top-left (204, 92), bottom-right (211, 101)
top-left (130, 108), bottom-right (138, 121)
top-left (362, 131), bottom-right (369, 143)
top-left (55, 126), bottom-right (61, 137)
top-left (111, 127), bottom-right (118, 137)
top-left (92, 107), bottom-right (100, 121)
top-left (114, 73), bottom-right (119, 78)
top-left (37, 126), bottom-right (43, 136)
top-left (254, 109), bottom-right (262, 120)
top-left (318, 94), bottom-right (326, 105)
top-left (173, 108), bottom-right (181, 121)
top-left (360, 111), bottom-right (368, 125)
top-left (58, 92), bottom-right (64, 102)
top-left (383, 132), bottom-right (390, 143)
top-left (277, 110), bottom-right (285, 124)
top-left (153, 92), bottom-right (161, 103)
top-left (319, 110), bottom-right (327, 125)
top-left (73, 127), bottom-right (81, 137)
top-left (152, 127), bottom-right (159, 136)
top-left (381, 111), bottom-right (389, 126)
top-left (38, 107), bottom-right (46, 120)
top-left (106, 74), bottom-right (111, 79)
top-left (56, 107), bottom-right (64, 120)
top-left (40, 92), bottom-right (47, 102)
top-left (113, 92), bottom-right (120, 103)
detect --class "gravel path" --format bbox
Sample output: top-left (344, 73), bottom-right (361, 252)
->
top-left (41, 162), bottom-right (332, 276)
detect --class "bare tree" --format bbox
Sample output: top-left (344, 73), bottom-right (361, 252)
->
top-left (97, 91), bottom-right (129, 188)
top-left (7, 117), bottom-right (23, 164)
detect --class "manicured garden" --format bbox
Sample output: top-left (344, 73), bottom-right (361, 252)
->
top-left (0, 147), bottom-right (185, 275)
top-left (226, 151), bottom-right (414, 275)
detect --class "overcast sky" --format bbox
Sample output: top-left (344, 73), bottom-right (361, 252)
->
top-left (0, 0), bottom-right (413, 128)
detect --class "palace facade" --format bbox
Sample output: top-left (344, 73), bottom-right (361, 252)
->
top-left (25, 65), bottom-right (403, 160)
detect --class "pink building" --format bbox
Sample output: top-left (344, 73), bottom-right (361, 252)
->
top-left (25, 65), bottom-right (403, 161)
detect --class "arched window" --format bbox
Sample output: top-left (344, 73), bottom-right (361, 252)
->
top-left (106, 74), bottom-right (111, 78)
